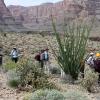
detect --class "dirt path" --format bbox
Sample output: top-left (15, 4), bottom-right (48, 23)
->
top-left (0, 69), bottom-right (25, 100)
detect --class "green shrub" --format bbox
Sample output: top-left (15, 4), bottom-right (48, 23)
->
top-left (81, 65), bottom-right (98, 92)
top-left (16, 59), bottom-right (56, 90)
top-left (8, 80), bottom-right (19, 88)
top-left (4, 60), bottom-right (17, 71)
top-left (65, 90), bottom-right (90, 100)
top-left (52, 18), bottom-right (93, 80)
top-left (7, 69), bottom-right (20, 88)
top-left (30, 89), bottom-right (65, 100)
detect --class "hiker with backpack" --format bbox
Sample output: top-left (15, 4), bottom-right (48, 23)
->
top-left (10, 47), bottom-right (19, 63)
top-left (86, 52), bottom-right (95, 68)
top-left (34, 48), bottom-right (50, 73)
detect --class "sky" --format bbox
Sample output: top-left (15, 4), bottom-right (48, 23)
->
top-left (4, 0), bottom-right (62, 7)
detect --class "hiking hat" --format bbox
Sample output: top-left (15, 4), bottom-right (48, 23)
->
top-left (89, 52), bottom-right (94, 56)
top-left (96, 53), bottom-right (100, 57)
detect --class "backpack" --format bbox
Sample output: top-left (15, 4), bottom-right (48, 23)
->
top-left (94, 59), bottom-right (100, 73)
top-left (40, 52), bottom-right (48, 61)
top-left (35, 54), bottom-right (41, 61)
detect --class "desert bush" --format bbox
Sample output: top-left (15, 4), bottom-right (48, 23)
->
top-left (30, 89), bottom-right (65, 100)
top-left (81, 66), bottom-right (99, 92)
top-left (23, 93), bottom-right (32, 100)
top-left (65, 90), bottom-right (90, 100)
top-left (4, 60), bottom-right (17, 71)
top-left (7, 69), bottom-right (20, 88)
top-left (16, 59), bottom-right (56, 90)
top-left (24, 89), bottom-right (90, 100)
top-left (8, 80), bottom-right (20, 88)
top-left (52, 18), bottom-right (93, 80)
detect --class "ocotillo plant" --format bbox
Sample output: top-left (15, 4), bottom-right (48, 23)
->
top-left (52, 19), bottom-right (93, 80)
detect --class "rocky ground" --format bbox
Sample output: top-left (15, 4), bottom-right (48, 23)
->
top-left (0, 68), bottom-right (100, 100)
top-left (0, 33), bottom-right (100, 100)
top-left (0, 68), bottom-right (25, 100)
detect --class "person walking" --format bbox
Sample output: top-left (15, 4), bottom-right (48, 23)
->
top-left (10, 47), bottom-right (19, 63)
top-left (86, 52), bottom-right (95, 68)
top-left (43, 48), bottom-right (50, 74)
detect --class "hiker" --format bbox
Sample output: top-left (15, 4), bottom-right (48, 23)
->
top-left (86, 52), bottom-right (100, 83)
top-left (0, 47), bottom-right (3, 66)
top-left (86, 52), bottom-right (95, 68)
top-left (94, 53), bottom-right (100, 73)
top-left (43, 48), bottom-right (50, 73)
top-left (44, 48), bottom-right (49, 64)
top-left (35, 49), bottom-right (50, 73)
top-left (94, 53), bottom-right (100, 83)
top-left (10, 47), bottom-right (19, 63)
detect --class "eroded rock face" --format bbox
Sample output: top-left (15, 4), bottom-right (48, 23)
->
top-left (0, 0), bottom-right (24, 32)
top-left (0, 0), bottom-right (12, 17)
top-left (1, 0), bottom-right (100, 32)
top-left (8, 0), bottom-right (84, 28)
top-left (86, 0), bottom-right (100, 19)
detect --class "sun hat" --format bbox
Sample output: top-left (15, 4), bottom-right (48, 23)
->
top-left (89, 52), bottom-right (94, 56)
top-left (96, 53), bottom-right (100, 57)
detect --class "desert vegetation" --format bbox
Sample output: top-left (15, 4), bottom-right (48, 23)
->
top-left (0, 17), bottom-right (100, 100)
top-left (0, 28), bottom-right (99, 100)
top-left (0, 0), bottom-right (100, 99)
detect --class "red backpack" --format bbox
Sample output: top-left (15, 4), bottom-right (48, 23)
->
top-left (35, 54), bottom-right (41, 61)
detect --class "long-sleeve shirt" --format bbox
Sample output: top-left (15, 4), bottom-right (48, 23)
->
top-left (86, 56), bottom-right (94, 65)
top-left (10, 50), bottom-right (18, 58)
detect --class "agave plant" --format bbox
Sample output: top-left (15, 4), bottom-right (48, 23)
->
top-left (51, 18), bottom-right (93, 80)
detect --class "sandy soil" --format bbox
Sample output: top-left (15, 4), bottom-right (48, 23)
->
top-left (0, 69), bottom-right (25, 100)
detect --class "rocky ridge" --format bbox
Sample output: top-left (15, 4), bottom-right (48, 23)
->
top-left (0, 0), bottom-right (25, 32)
top-left (0, 0), bottom-right (100, 32)
top-left (8, 0), bottom-right (85, 31)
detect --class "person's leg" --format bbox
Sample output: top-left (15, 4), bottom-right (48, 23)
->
top-left (40, 60), bottom-right (44, 69)
top-left (15, 58), bottom-right (18, 63)
top-left (0, 56), bottom-right (2, 66)
top-left (44, 61), bottom-right (47, 70)
top-left (98, 74), bottom-right (100, 84)
top-left (46, 61), bottom-right (50, 74)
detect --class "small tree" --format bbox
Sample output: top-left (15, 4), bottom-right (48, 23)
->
top-left (52, 18), bottom-right (93, 81)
